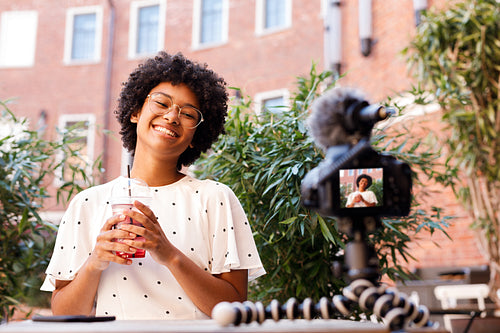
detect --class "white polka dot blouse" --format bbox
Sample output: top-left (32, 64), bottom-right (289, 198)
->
top-left (41, 175), bottom-right (265, 320)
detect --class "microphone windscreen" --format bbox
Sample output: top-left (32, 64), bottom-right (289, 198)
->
top-left (308, 87), bottom-right (366, 150)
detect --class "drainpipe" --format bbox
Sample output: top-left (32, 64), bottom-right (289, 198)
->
top-left (412, 0), bottom-right (427, 26)
top-left (358, 0), bottom-right (373, 57)
top-left (324, 0), bottom-right (342, 77)
top-left (102, 0), bottom-right (115, 183)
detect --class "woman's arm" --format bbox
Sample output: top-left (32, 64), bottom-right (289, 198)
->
top-left (346, 193), bottom-right (355, 207)
top-left (360, 191), bottom-right (377, 207)
top-left (120, 201), bottom-right (248, 317)
top-left (362, 199), bottom-right (376, 207)
top-left (51, 262), bottom-right (102, 315)
top-left (51, 214), bottom-right (139, 315)
top-left (162, 250), bottom-right (248, 316)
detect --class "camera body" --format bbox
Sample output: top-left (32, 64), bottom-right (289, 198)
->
top-left (300, 87), bottom-right (415, 284)
top-left (302, 87), bottom-right (413, 220)
top-left (302, 138), bottom-right (412, 219)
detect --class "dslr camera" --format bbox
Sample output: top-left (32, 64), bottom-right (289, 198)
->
top-left (301, 88), bottom-right (412, 219)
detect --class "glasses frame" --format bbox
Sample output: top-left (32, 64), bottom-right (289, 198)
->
top-left (147, 92), bottom-right (204, 129)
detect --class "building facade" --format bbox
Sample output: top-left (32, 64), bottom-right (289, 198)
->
top-left (0, 0), bottom-right (486, 273)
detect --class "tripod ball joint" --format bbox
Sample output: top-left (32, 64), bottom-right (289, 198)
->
top-left (373, 287), bottom-right (431, 329)
top-left (342, 279), bottom-right (374, 302)
top-left (412, 305), bottom-right (430, 328)
top-left (212, 302), bottom-right (240, 327)
top-left (212, 296), bottom-right (355, 326)
top-left (212, 286), bottom-right (432, 329)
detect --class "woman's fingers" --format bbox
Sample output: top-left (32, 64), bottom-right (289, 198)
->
top-left (132, 200), bottom-right (157, 227)
top-left (92, 214), bottom-right (143, 267)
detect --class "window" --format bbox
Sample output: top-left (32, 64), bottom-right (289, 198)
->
top-left (55, 114), bottom-right (96, 184)
top-left (192, 0), bottom-right (228, 49)
top-left (262, 96), bottom-right (285, 113)
top-left (129, 0), bottom-right (166, 59)
top-left (255, 0), bottom-right (292, 35)
top-left (137, 5), bottom-right (159, 54)
top-left (255, 89), bottom-right (290, 114)
top-left (0, 11), bottom-right (38, 68)
top-left (72, 13), bottom-right (97, 60)
top-left (64, 6), bottom-right (103, 64)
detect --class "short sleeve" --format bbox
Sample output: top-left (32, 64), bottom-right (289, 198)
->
top-left (204, 182), bottom-right (265, 281)
top-left (366, 191), bottom-right (378, 204)
top-left (41, 185), bottom-right (111, 291)
top-left (346, 192), bottom-right (356, 206)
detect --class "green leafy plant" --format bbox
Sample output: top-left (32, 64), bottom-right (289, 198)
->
top-left (0, 100), bottom-right (102, 321)
top-left (404, 0), bottom-right (500, 304)
top-left (195, 65), bottom-right (450, 304)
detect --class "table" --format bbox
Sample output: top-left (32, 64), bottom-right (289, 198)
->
top-left (0, 319), bottom-right (391, 333)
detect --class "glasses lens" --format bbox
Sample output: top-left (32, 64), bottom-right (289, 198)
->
top-left (149, 93), bottom-right (173, 116)
top-left (179, 106), bottom-right (202, 128)
top-left (149, 93), bottom-right (203, 128)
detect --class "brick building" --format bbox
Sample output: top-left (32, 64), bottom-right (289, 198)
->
top-left (0, 0), bottom-right (487, 278)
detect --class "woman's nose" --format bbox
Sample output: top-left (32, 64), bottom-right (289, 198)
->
top-left (162, 105), bottom-right (181, 124)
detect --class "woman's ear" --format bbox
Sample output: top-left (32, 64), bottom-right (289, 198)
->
top-left (130, 113), bottom-right (138, 123)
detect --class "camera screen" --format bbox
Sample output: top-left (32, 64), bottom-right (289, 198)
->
top-left (339, 168), bottom-right (383, 209)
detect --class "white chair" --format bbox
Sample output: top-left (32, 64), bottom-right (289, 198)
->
top-left (434, 284), bottom-right (489, 332)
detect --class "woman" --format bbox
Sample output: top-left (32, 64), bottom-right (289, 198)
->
top-left (346, 174), bottom-right (378, 208)
top-left (41, 52), bottom-right (265, 320)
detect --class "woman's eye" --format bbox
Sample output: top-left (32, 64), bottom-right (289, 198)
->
top-left (181, 112), bottom-right (196, 119)
top-left (156, 101), bottom-right (170, 108)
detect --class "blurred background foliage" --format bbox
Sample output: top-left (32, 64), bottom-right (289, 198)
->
top-left (195, 65), bottom-right (451, 304)
top-left (404, 0), bottom-right (500, 304)
top-left (0, 100), bottom-right (101, 321)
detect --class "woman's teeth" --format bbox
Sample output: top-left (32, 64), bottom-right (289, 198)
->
top-left (154, 125), bottom-right (177, 137)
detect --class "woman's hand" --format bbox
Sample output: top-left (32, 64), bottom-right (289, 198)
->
top-left (118, 201), bottom-right (177, 266)
top-left (353, 194), bottom-right (363, 203)
top-left (89, 214), bottom-right (140, 270)
top-left (118, 200), bottom-right (249, 316)
top-left (51, 214), bottom-right (140, 315)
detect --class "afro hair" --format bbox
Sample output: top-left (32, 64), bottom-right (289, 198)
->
top-left (356, 174), bottom-right (373, 189)
top-left (115, 51), bottom-right (228, 170)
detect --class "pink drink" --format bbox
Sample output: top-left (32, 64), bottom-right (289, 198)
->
top-left (112, 202), bottom-right (146, 259)
top-left (110, 177), bottom-right (152, 259)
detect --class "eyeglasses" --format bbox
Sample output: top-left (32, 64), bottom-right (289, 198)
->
top-left (147, 92), bottom-right (204, 129)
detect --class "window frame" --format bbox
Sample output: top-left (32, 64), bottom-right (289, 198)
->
top-left (0, 10), bottom-right (38, 68)
top-left (128, 0), bottom-right (166, 59)
top-left (255, 0), bottom-right (292, 36)
top-left (54, 113), bottom-right (96, 186)
top-left (63, 6), bottom-right (103, 65)
top-left (254, 88), bottom-right (290, 115)
top-left (192, 0), bottom-right (229, 50)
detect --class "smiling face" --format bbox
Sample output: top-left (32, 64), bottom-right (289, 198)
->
top-left (358, 177), bottom-right (369, 192)
top-left (130, 82), bottom-right (199, 163)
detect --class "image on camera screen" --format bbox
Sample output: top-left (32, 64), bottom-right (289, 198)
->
top-left (340, 168), bottom-right (383, 209)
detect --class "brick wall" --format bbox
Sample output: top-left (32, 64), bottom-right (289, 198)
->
top-left (0, 0), bottom-right (488, 273)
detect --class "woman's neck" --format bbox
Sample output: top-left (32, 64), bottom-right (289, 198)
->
top-left (129, 152), bottom-right (185, 187)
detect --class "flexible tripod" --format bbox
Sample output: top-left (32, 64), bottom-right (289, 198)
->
top-left (212, 216), bottom-right (434, 331)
